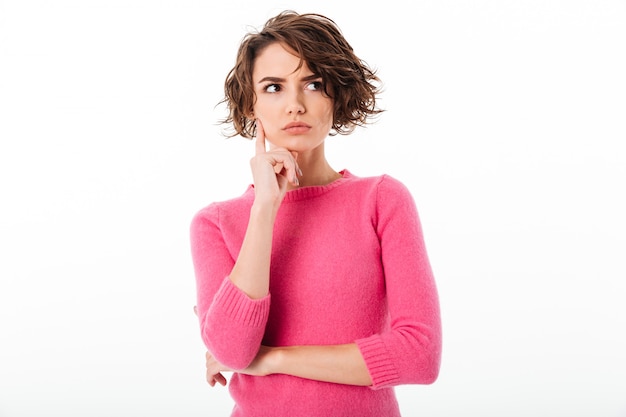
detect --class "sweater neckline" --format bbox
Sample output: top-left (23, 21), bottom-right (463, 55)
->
top-left (248, 169), bottom-right (352, 202)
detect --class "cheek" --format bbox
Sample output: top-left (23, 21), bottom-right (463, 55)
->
top-left (252, 102), bottom-right (274, 123)
top-left (253, 115), bottom-right (280, 142)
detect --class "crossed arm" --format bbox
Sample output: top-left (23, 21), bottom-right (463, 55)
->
top-left (198, 332), bottom-right (372, 387)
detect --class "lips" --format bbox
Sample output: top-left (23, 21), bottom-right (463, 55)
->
top-left (283, 122), bottom-right (311, 134)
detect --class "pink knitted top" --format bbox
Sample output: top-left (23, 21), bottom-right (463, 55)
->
top-left (190, 170), bottom-right (441, 417)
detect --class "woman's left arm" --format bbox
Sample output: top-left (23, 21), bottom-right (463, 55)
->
top-left (267, 344), bottom-right (373, 386)
top-left (353, 176), bottom-right (442, 388)
top-left (203, 343), bottom-right (371, 386)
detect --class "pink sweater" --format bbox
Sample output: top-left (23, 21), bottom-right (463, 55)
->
top-left (190, 170), bottom-right (441, 416)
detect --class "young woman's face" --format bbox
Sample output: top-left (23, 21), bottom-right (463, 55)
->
top-left (251, 42), bottom-right (333, 152)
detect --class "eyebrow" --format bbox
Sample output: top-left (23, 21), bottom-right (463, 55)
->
top-left (257, 74), bottom-right (321, 84)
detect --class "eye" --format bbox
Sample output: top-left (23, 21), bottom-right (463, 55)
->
top-left (264, 84), bottom-right (280, 93)
top-left (305, 81), bottom-right (323, 91)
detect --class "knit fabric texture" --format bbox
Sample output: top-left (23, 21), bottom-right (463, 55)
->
top-left (190, 170), bottom-right (442, 417)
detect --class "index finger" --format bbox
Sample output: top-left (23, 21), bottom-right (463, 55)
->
top-left (255, 120), bottom-right (266, 155)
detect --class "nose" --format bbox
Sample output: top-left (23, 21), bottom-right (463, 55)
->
top-left (286, 91), bottom-right (305, 115)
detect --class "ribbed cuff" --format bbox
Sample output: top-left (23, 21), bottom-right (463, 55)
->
top-left (356, 336), bottom-right (400, 389)
top-left (212, 277), bottom-right (271, 327)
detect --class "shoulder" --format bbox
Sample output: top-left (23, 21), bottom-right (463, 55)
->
top-left (378, 174), bottom-right (414, 199)
top-left (347, 171), bottom-right (414, 200)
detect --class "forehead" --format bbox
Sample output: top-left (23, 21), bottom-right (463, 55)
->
top-left (252, 42), bottom-right (313, 81)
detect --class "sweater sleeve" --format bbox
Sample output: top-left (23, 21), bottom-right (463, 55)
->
top-left (355, 176), bottom-right (442, 389)
top-left (190, 204), bottom-right (271, 370)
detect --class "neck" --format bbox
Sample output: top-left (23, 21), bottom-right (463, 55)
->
top-left (288, 145), bottom-right (341, 190)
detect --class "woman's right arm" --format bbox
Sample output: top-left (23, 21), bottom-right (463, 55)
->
top-left (191, 120), bottom-right (300, 369)
top-left (229, 120), bottom-right (300, 298)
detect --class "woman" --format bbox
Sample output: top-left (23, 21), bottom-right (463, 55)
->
top-left (190, 10), bottom-right (441, 416)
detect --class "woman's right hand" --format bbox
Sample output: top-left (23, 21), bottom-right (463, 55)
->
top-left (249, 119), bottom-right (300, 209)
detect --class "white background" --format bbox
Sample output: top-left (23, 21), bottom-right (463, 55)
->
top-left (1, 1), bottom-right (625, 416)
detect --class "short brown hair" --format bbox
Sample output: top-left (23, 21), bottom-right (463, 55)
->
top-left (219, 10), bottom-right (383, 138)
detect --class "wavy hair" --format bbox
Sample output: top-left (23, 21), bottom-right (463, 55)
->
top-left (219, 10), bottom-right (383, 138)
